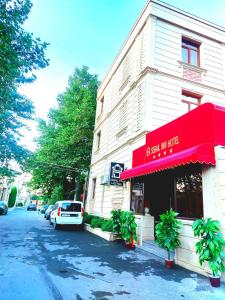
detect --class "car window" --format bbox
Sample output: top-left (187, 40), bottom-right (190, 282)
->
top-left (61, 202), bottom-right (81, 212)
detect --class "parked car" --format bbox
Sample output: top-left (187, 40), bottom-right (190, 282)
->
top-left (44, 205), bottom-right (55, 220)
top-left (40, 205), bottom-right (49, 214)
top-left (27, 203), bottom-right (37, 211)
top-left (0, 201), bottom-right (8, 215)
top-left (50, 200), bottom-right (84, 230)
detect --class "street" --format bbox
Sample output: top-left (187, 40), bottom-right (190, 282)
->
top-left (0, 209), bottom-right (225, 300)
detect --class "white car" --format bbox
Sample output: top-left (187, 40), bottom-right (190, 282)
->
top-left (50, 200), bottom-right (84, 230)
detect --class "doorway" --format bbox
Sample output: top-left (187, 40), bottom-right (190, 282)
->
top-left (144, 170), bottom-right (173, 222)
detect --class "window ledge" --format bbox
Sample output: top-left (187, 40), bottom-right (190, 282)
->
top-left (97, 113), bottom-right (102, 121)
top-left (116, 126), bottom-right (127, 138)
top-left (119, 76), bottom-right (131, 92)
top-left (178, 218), bottom-right (194, 226)
top-left (178, 61), bottom-right (207, 74)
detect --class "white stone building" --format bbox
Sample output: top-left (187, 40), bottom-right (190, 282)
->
top-left (86, 0), bottom-right (225, 279)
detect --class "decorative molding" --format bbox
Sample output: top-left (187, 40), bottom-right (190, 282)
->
top-left (116, 126), bottom-right (128, 139)
top-left (91, 130), bottom-right (148, 168)
top-left (178, 61), bottom-right (207, 74)
top-left (119, 76), bottom-right (131, 92)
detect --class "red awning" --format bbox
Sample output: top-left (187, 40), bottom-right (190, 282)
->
top-left (120, 143), bottom-right (215, 180)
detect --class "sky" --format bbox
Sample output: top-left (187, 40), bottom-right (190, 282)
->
top-left (20, 0), bottom-right (225, 149)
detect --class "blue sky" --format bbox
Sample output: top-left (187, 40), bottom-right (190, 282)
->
top-left (20, 0), bottom-right (225, 148)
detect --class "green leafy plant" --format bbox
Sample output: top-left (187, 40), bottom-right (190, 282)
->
top-left (120, 211), bottom-right (137, 243)
top-left (192, 218), bottom-right (225, 277)
top-left (8, 187), bottom-right (17, 208)
top-left (84, 214), bottom-right (95, 224)
top-left (90, 217), bottom-right (105, 228)
top-left (17, 202), bottom-right (23, 207)
top-left (101, 219), bottom-right (114, 232)
top-left (111, 209), bottom-right (122, 234)
top-left (155, 209), bottom-right (182, 260)
top-left (82, 212), bottom-right (88, 223)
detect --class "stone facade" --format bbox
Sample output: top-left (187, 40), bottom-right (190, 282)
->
top-left (86, 0), bottom-right (225, 279)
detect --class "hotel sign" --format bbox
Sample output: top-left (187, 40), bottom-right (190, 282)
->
top-left (110, 162), bottom-right (124, 186)
top-left (132, 103), bottom-right (225, 167)
top-left (146, 135), bottom-right (180, 160)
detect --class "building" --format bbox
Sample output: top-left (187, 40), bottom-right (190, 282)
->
top-left (0, 177), bottom-right (13, 203)
top-left (86, 0), bottom-right (225, 279)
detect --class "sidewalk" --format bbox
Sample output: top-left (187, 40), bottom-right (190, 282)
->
top-left (135, 240), bottom-right (225, 299)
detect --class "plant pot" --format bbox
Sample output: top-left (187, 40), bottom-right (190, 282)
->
top-left (209, 275), bottom-right (220, 287)
top-left (165, 259), bottom-right (174, 269)
top-left (123, 237), bottom-right (136, 250)
top-left (125, 242), bottom-right (136, 250)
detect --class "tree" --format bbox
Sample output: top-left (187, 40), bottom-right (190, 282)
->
top-left (26, 66), bottom-right (99, 202)
top-left (0, 0), bottom-right (49, 174)
top-left (8, 186), bottom-right (17, 207)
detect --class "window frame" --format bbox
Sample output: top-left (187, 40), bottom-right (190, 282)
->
top-left (173, 165), bottom-right (204, 220)
top-left (182, 37), bottom-right (200, 67)
top-left (182, 90), bottom-right (202, 112)
top-left (130, 179), bottom-right (145, 215)
top-left (96, 131), bottom-right (101, 151)
top-left (92, 178), bottom-right (96, 199)
top-left (100, 97), bottom-right (104, 115)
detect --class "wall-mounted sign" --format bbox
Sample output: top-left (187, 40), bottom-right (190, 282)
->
top-left (132, 103), bottom-right (225, 167)
top-left (110, 162), bottom-right (124, 186)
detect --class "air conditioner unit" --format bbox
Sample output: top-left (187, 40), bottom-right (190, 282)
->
top-left (100, 174), bottom-right (109, 185)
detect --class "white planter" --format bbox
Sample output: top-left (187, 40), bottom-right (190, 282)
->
top-left (84, 223), bottom-right (119, 241)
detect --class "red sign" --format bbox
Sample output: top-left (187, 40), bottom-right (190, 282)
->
top-left (132, 103), bottom-right (225, 167)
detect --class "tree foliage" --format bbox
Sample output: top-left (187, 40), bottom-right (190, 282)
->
top-left (26, 66), bottom-right (99, 202)
top-left (0, 0), bottom-right (49, 174)
top-left (8, 186), bottom-right (17, 207)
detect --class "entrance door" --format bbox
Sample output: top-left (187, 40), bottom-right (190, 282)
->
top-left (144, 170), bottom-right (173, 222)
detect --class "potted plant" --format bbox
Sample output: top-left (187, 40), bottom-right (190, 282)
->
top-left (155, 209), bottom-right (182, 268)
top-left (192, 218), bottom-right (225, 287)
top-left (111, 209), bottom-right (122, 242)
top-left (120, 211), bottom-right (137, 249)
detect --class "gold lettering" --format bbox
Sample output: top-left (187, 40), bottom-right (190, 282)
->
top-left (146, 147), bottom-right (151, 156)
top-left (168, 136), bottom-right (179, 147)
top-left (151, 144), bottom-right (160, 154)
top-left (161, 141), bottom-right (167, 150)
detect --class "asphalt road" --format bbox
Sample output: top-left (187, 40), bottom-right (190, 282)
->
top-left (0, 208), bottom-right (225, 300)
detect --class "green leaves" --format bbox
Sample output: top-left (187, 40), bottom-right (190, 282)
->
top-left (0, 0), bottom-right (48, 173)
top-left (26, 66), bottom-right (99, 201)
top-left (111, 210), bottom-right (137, 243)
top-left (192, 218), bottom-right (225, 277)
top-left (155, 209), bottom-right (182, 259)
top-left (111, 209), bottom-right (122, 234)
top-left (8, 186), bottom-right (17, 207)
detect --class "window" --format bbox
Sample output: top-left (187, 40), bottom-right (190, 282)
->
top-left (96, 131), bottom-right (101, 151)
top-left (181, 90), bottom-right (201, 113)
top-left (130, 180), bottom-right (144, 215)
top-left (182, 38), bottom-right (200, 66)
top-left (119, 101), bottom-right (127, 131)
top-left (100, 97), bottom-right (104, 115)
top-left (92, 178), bottom-right (96, 199)
top-left (174, 166), bottom-right (203, 219)
top-left (61, 202), bottom-right (81, 212)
